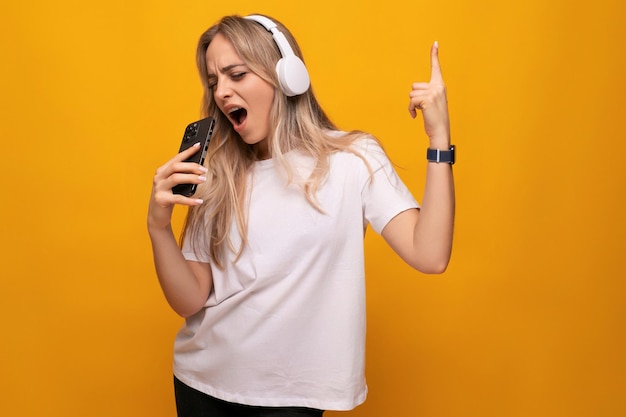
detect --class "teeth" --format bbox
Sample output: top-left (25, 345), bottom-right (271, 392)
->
top-left (229, 107), bottom-right (242, 114)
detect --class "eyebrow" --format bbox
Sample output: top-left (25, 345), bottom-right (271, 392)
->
top-left (207, 63), bottom-right (247, 77)
top-left (221, 63), bottom-right (245, 72)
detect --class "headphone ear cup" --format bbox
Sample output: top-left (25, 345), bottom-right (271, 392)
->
top-left (276, 55), bottom-right (311, 97)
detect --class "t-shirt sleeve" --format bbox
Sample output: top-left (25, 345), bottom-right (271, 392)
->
top-left (181, 216), bottom-right (211, 263)
top-left (359, 138), bottom-right (420, 234)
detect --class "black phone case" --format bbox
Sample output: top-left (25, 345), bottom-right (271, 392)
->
top-left (172, 117), bottom-right (215, 197)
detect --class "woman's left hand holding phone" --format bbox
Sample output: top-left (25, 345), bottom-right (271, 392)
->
top-left (148, 142), bottom-right (207, 231)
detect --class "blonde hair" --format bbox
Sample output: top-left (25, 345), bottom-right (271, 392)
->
top-left (182, 14), bottom-right (372, 268)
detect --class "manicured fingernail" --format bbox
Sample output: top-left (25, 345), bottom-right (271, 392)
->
top-left (434, 41), bottom-right (439, 48)
top-left (193, 142), bottom-right (201, 147)
top-left (199, 166), bottom-right (208, 173)
top-left (195, 199), bottom-right (204, 204)
top-left (198, 176), bottom-right (207, 182)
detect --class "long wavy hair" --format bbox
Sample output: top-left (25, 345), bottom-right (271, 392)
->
top-left (182, 14), bottom-right (372, 268)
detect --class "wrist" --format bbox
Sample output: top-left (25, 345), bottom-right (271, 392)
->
top-left (428, 136), bottom-right (450, 150)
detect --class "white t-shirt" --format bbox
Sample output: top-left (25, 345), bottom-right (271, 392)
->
top-left (177, 136), bottom-right (419, 411)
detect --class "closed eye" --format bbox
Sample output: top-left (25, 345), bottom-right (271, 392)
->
top-left (206, 64), bottom-right (248, 90)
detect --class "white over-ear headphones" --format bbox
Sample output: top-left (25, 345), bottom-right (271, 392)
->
top-left (244, 14), bottom-right (310, 97)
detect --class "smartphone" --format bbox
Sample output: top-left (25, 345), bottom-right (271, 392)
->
top-left (172, 117), bottom-right (215, 197)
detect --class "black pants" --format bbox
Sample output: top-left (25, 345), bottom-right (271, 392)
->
top-left (174, 377), bottom-right (325, 417)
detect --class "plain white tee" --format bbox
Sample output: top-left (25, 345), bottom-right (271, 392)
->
top-left (177, 136), bottom-right (419, 410)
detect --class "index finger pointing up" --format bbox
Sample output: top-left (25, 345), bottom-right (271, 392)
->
top-left (430, 41), bottom-right (443, 83)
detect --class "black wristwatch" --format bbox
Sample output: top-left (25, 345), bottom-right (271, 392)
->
top-left (426, 145), bottom-right (455, 165)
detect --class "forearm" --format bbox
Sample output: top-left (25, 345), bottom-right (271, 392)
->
top-left (413, 159), bottom-right (455, 273)
top-left (148, 224), bottom-right (211, 317)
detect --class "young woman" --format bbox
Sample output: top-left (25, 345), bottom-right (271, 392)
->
top-left (148, 14), bottom-right (455, 417)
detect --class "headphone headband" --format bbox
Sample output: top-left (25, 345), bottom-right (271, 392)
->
top-left (244, 15), bottom-right (310, 96)
top-left (244, 15), bottom-right (277, 31)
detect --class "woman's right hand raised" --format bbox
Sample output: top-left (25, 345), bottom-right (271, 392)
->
top-left (148, 142), bottom-right (207, 230)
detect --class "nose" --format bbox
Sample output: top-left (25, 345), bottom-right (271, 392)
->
top-left (213, 78), bottom-right (233, 101)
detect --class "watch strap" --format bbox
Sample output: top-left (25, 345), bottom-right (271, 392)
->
top-left (426, 145), bottom-right (455, 164)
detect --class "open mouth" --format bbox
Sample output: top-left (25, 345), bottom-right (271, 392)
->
top-left (228, 107), bottom-right (248, 127)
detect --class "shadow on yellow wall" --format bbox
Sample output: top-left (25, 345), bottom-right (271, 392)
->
top-left (1, 0), bottom-right (625, 416)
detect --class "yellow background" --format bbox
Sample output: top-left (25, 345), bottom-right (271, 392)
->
top-left (1, 0), bottom-right (624, 416)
